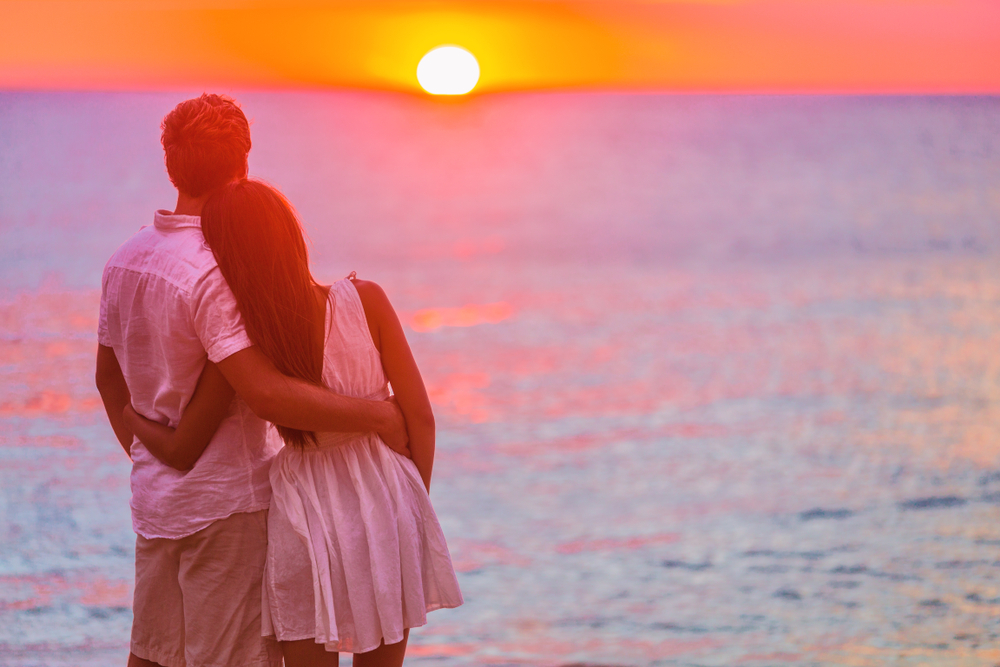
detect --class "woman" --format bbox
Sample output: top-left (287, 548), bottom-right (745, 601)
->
top-left (123, 179), bottom-right (463, 667)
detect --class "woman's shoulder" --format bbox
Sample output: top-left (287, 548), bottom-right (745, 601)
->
top-left (341, 277), bottom-right (394, 353)
top-left (346, 277), bottom-right (391, 313)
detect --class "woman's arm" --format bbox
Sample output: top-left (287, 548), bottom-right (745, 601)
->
top-left (353, 279), bottom-right (436, 491)
top-left (122, 362), bottom-right (236, 471)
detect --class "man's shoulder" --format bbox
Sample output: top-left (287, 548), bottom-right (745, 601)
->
top-left (105, 224), bottom-right (154, 262)
top-left (104, 223), bottom-right (220, 288)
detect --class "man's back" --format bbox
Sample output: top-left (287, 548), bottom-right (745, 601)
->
top-left (99, 210), bottom-right (278, 540)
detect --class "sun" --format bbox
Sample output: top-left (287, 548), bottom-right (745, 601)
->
top-left (416, 46), bottom-right (480, 95)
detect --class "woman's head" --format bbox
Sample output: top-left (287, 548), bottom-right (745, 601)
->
top-left (201, 179), bottom-right (323, 448)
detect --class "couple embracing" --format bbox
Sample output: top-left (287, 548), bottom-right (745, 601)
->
top-left (95, 94), bottom-right (463, 667)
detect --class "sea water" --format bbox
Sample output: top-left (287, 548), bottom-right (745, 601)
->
top-left (1, 92), bottom-right (999, 666)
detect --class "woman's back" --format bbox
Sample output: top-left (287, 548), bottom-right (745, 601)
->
top-left (263, 276), bottom-right (463, 655)
top-left (317, 278), bottom-right (389, 405)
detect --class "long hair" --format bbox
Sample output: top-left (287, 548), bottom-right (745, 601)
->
top-left (201, 179), bottom-right (324, 448)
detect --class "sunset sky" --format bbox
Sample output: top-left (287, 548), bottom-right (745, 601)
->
top-left (1, 0), bottom-right (998, 93)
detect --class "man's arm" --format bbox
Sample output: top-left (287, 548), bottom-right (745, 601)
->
top-left (95, 344), bottom-right (133, 459)
top-left (215, 346), bottom-right (409, 454)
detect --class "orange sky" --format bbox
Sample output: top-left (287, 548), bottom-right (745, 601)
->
top-left (1, 0), bottom-right (997, 93)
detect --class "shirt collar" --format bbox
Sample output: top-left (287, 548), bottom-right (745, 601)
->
top-left (153, 210), bottom-right (202, 231)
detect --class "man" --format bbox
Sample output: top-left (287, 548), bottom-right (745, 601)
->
top-left (95, 94), bottom-right (407, 667)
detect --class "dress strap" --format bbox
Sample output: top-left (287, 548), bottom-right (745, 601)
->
top-left (345, 270), bottom-right (357, 281)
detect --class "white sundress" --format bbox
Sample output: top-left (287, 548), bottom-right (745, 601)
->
top-left (261, 278), bottom-right (463, 653)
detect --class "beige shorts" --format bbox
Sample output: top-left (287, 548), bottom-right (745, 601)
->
top-left (131, 510), bottom-right (282, 667)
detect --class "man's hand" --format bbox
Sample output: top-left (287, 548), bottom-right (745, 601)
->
top-left (379, 396), bottom-right (410, 458)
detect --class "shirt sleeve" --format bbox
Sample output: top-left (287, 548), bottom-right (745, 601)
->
top-left (97, 264), bottom-right (113, 347)
top-left (190, 266), bottom-right (253, 363)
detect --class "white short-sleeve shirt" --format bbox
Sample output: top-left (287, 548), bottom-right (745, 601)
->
top-left (99, 210), bottom-right (281, 540)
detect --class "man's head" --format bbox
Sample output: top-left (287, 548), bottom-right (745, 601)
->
top-left (161, 94), bottom-right (251, 198)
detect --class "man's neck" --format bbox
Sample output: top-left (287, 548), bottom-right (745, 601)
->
top-left (172, 192), bottom-right (210, 217)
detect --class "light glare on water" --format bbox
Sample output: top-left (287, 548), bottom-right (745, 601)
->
top-left (1, 92), bottom-right (999, 666)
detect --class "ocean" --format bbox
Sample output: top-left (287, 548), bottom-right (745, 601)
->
top-left (1, 91), bottom-right (999, 666)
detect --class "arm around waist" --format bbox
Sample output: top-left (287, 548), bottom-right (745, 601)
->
top-left (216, 346), bottom-right (406, 444)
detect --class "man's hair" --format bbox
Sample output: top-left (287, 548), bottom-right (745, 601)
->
top-left (161, 94), bottom-right (251, 198)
